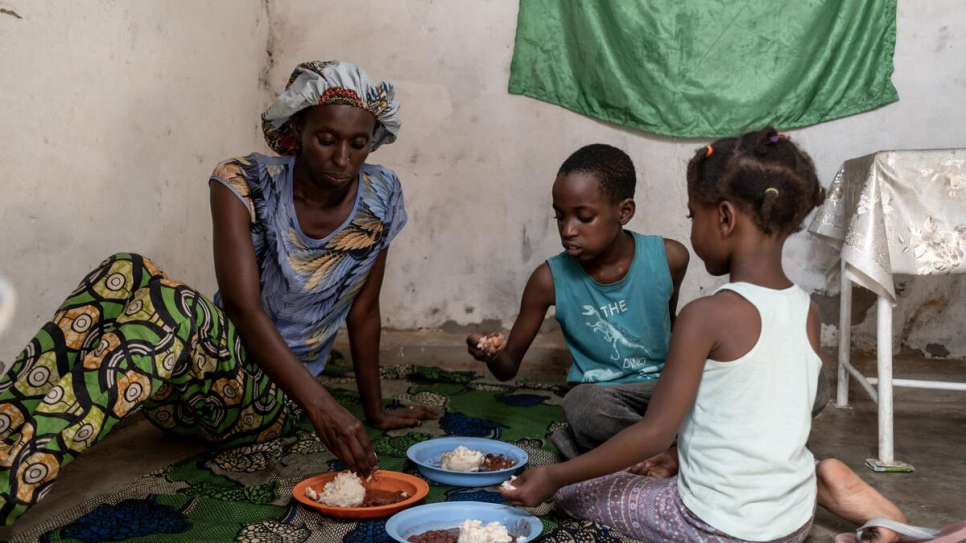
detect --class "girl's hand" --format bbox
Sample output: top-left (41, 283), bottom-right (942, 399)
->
top-left (308, 401), bottom-right (378, 478)
top-left (466, 332), bottom-right (506, 362)
top-left (499, 466), bottom-right (559, 507)
top-left (626, 446), bottom-right (679, 478)
top-left (368, 405), bottom-right (439, 430)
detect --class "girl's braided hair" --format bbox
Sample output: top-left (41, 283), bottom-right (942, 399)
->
top-left (686, 126), bottom-right (825, 236)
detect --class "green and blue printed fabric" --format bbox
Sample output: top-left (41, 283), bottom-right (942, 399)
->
top-left (17, 365), bottom-right (643, 543)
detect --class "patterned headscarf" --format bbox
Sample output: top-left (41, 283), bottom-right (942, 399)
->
top-left (261, 60), bottom-right (401, 156)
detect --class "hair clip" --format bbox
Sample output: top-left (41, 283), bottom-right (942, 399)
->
top-left (767, 132), bottom-right (787, 143)
top-left (705, 145), bottom-right (713, 157)
top-left (764, 187), bottom-right (780, 197)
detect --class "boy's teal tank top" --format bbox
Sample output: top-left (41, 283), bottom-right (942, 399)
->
top-left (546, 232), bottom-right (672, 385)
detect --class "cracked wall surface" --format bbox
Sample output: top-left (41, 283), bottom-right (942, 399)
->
top-left (814, 276), bottom-right (966, 359)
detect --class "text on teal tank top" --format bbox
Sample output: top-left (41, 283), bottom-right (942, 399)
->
top-left (546, 233), bottom-right (673, 384)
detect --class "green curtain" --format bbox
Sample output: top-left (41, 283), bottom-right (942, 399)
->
top-left (508, 0), bottom-right (898, 138)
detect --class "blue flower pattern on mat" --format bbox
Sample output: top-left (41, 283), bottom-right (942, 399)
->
top-left (345, 519), bottom-right (395, 543)
top-left (439, 412), bottom-right (507, 438)
top-left (495, 392), bottom-right (549, 408)
top-left (50, 498), bottom-right (190, 542)
top-left (446, 488), bottom-right (505, 503)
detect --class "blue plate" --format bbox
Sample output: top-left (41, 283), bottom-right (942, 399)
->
top-left (407, 437), bottom-right (527, 487)
top-left (386, 502), bottom-right (542, 543)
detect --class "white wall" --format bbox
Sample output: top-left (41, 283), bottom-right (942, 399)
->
top-left (262, 0), bottom-right (966, 357)
top-left (2, 0), bottom-right (964, 362)
top-left (0, 1), bottom-right (268, 359)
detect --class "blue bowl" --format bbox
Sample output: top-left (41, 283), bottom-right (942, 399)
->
top-left (406, 437), bottom-right (528, 487)
top-left (386, 502), bottom-right (542, 543)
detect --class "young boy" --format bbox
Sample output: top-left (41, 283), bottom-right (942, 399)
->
top-left (467, 144), bottom-right (689, 459)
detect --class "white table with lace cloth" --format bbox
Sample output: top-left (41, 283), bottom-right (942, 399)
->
top-left (808, 149), bottom-right (966, 472)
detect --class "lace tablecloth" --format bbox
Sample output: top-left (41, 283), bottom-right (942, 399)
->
top-left (808, 149), bottom-right (966, 303)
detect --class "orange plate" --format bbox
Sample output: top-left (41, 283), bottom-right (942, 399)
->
top-left (292, 471), bottom-right (429, 520)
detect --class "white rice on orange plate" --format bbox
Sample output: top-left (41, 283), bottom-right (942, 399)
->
top-left (304, 471), bottom-right (366, 508)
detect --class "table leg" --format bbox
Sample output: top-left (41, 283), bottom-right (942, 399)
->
top-left (877, 295), bottom-right (894, 464)
top-left (836, 259), bottom-right (851, 407)
top-left (866, 295), bottom-right (914, 472)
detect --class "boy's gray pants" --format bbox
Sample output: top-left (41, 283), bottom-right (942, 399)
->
top-left (556, 365), bottom-right (831, 458)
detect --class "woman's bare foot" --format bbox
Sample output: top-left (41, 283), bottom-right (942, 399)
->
top-left (816, 459), bottom-right (906, 543)
top-left (627, 447), bottom-right (679, 478)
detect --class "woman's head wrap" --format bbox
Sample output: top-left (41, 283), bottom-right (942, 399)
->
top-left (261, 60), bottom-right (401, 156)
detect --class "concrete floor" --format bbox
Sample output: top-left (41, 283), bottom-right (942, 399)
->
top-left (5, 329), bottom-right (966, 542)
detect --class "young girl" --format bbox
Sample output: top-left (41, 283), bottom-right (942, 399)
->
top-left (501, 127), bottom-right (889, 542)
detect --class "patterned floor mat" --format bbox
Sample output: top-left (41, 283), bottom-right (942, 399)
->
top-left (12, 364), bottom-right (642, 543)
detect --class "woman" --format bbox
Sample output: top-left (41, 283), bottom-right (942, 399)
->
top-left (0, 60), bottom-right (434, 526)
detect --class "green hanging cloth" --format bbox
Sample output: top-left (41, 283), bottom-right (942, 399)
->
top-left (508, 0), bottom-right (898, 137)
